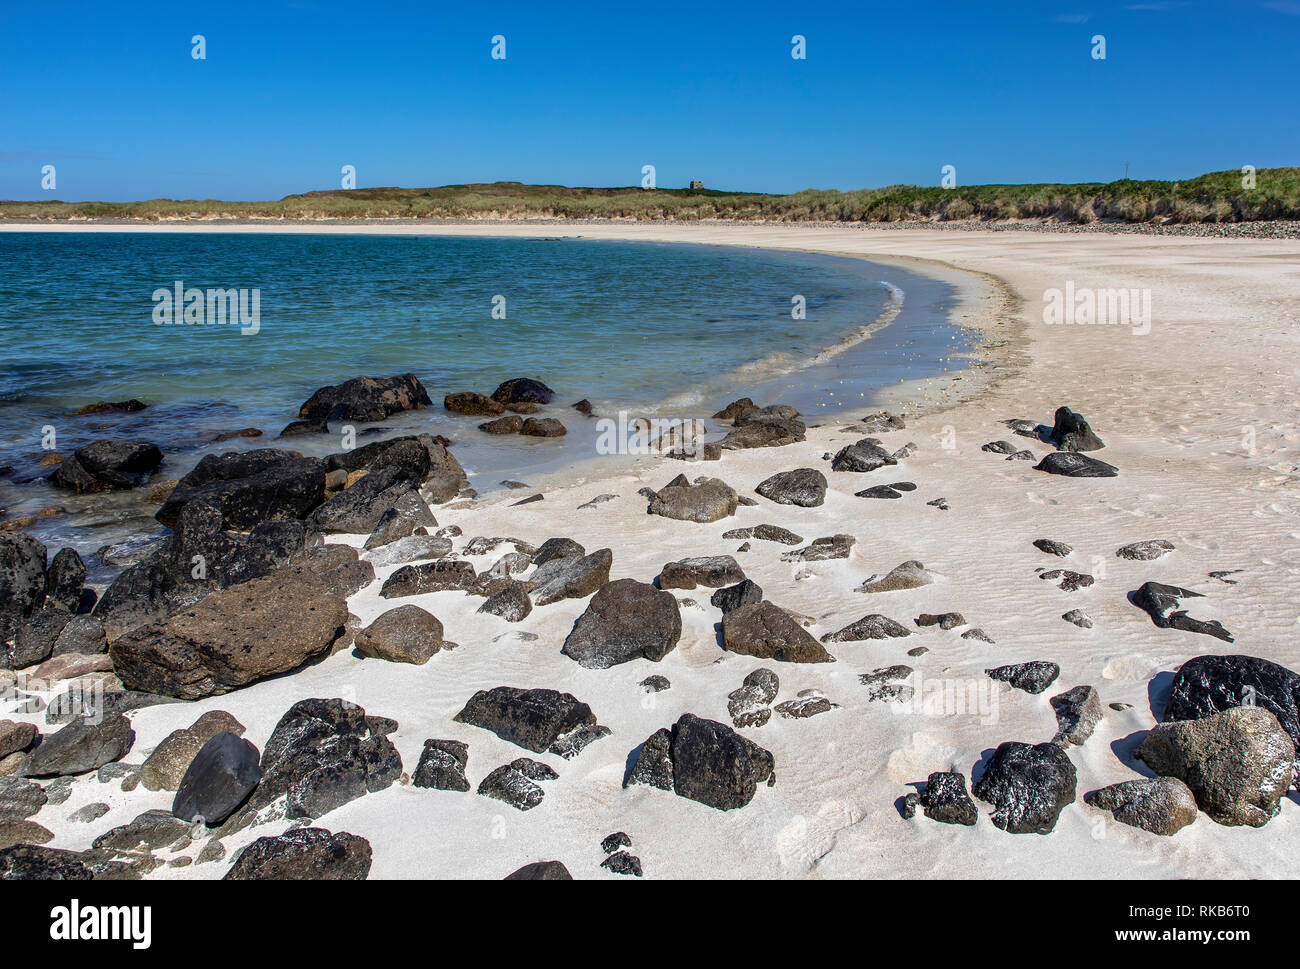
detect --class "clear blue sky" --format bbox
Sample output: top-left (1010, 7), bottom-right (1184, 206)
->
top-left (1, 0), bottom-right (1295, 201)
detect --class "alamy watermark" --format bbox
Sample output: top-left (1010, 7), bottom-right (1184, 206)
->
top-left (595, 411), bottom-right (706, 457)
top-left (152, 280), bottom-right (260, 334)
top-left (1042, 281), bottom-right (1151, 335)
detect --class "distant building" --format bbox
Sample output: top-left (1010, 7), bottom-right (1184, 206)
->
top-left (689, 180), bottom-right (705, 189)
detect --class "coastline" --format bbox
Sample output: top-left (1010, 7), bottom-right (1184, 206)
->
top-left (4, 223), bottom-right (1300, 879)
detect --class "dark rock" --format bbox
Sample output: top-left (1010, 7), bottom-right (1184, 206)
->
top-left (1041, 569), bottom-right (1094, 592)
top-left (299, 373), bottom-right (430, 423)
top-left (444, 391), bottom-right (505, 417)
top-left (308, 465), bottom-right (417, 534)
top-left (710, 579), bottom-right (764, 615)
top-left (0, 844), bottom-right (94, 880)
top-left (381, 559), bottom-right (477, 599)
top-left (4, 608), bottom-right (68, 669)
top-left (0, 533), bottom-right (47, 643)
top-left (722, 524), bottom-right (802, 545)
top-left (856, 485), bottom-right (903, 499)
top-left (830, 439), bottom-right (897, 473)
top-left (600, 831), bottom-right (632, 853)
top-left (859, 411), bottom-right (906, 432)
top-left (648, 477), bottom-right (738, 523)
top-left (601, 851), bottom-right (642, 876)
top-left (0, 777), bottom-right (47, 821)
top-left (354, 605), bottom-right (445, 665)
top-left (1117, 539), bottom-right (1175, 561)
top-left (412, 739), bottom-right (470, 791)
top-left (1131, 582), bottom-right (1233, 642)
top-left (712, 397), bottom-right (757, 421)
top-left (491, 378), bottom-right (556, 405)
top-left (23, 715), bottom-right (133, 778)
top-left (720, 416), bottom-right (806, 450)
top-left (1163, 654), bottom-right (1300, 776)
top-left (531, 537), bottom-right (585, 567)
top-left (529, 548), bottom-right (612, 605)
top-left (572, 399), bottom-right (594, 416)
top-left (859, 665), bottom-right (915, 703)
top-left (1135, 706), bottom-right (1292, 827)
top-left (658, 556), bottom-right (744, 590)
top-left (478, 759), bottom-right (554, 811)
top-left (781, 534), bottom-right (855, 562)
top-left (479, 415), bottom-right (523, 435)
top-left (982, 440), bottom-right (1017, 454)
top-left (1085, 777), bottom-right (1198, 836)
top-left (986, 661), bottom-right (1060, 695)
top-left (973, 741), bottom-right (1076, 834)
top-left (722, 601), bottom-right (833, 663)
top-left (640, 675), bottom-right (671, 693)
top-left (75, 399), bottom-right (147, 415)
top-left (504, 860), bottom-right (572, 880)
top-left (547, 724), bottom-right (611, 760)
top-left (520, 418), bottom-right (566, 438)
top-left (172, 733), bottom-right (261, 822)
top-left (1033, 538), bottom-right (1072, 557)
top-left (157, 449), bottom-right (326, 530)
top-left (919, 771), bottom-right (978, 826)
top-left (362, 492), bottom-right (436, 549)
top-left (478, 580), bottom-right (533, 622)
top-left (362, 533), bottom-right (452, 569)
top-left (50, 440), bottom-right (163, 494)
top-left (44, 549), bottom-right (86, 613)
top-left (915, 612), bottom-right (965, 630)
top-left (1034, 452), bottom-right (1118, 477)
top-left (0, 721), bottom-right (36, 761)
top-left (455, 686), bottom-right (596, 753)
top-left (1048, 407), bottom-right (1105, 452)
top-left (774, 692), bottom-right (835, 719)
top-left (666, 713), bottom-right (774, 811)
top-left (109, 564), bottom-right (350, 699)
top-left (561, 578), bottom-right (681, 669)
top-left (857, 560), bottom-right (934, 593)
top-left (755, 468), bottom-right (827, 507)
top-left (1062, 609), bottom-right (1093, 629)
top-left (821, 613), bottom-right (912, 643)
top-left (224, 827), bottom-right (372, 880)
top-left (92, 808), bottom-right (191, 855)
top-left (1050, 685), bottom-right (1103, 747)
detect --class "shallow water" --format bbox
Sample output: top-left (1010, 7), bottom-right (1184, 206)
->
top-left (0, 232), bottom-right (973, 565)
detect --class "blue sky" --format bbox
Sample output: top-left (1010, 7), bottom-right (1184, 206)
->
top-left (1, 0), bottom-right (1295, 200)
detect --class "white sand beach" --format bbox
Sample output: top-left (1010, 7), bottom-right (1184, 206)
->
top-left (6, 222), bottom-right (1300, 879)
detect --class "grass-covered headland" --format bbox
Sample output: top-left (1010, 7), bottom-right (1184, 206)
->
top-left (4, 168), bottom-right (1297, 224)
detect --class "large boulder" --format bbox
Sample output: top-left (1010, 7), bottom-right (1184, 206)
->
top-left (0, 534), bottom-right (47, 645)
top-left (1084, 777), bottom-right (1198, 836)
top-left (972, 741), bottom-right (1076, 834)
top-left (1162, 654), bottom-right (1300, 779)
top-left (22, 714), bottom-right (134, 778)
top-left (721, 601), bottom-right (834, 663)
top-left (918, 771), bottom-right (978, 826)
top-left (1135, 706), bottom-right (1293, 827)
top-left (755, 468), bottom-right (827, 507)
top-left (648, 476), bottom-right (738, 523)
top-left (561, 579), bottom-right (682, 669)
top-left (224, 827), bottom-right (372, 880)
top-left (491, 378), bottom-right (556, 405)
top-left (156, 449), bottom-right (326, 529)
top-left (93, 511), bottom-right (330, 642)
top-left (627, 714), bottom-right (774, 811)
top-left (298, 374), bottom-right (431, 423)
top-left (1048, 407), bottom-right (1105, 452)
top-left (454, 687), bottom-right (596, 754)
top-left (50, 440), bottom-right (163, 493)
top-left (109, 563), bottom-right (350, 699)
top-left (172, 731), bottom-right (262, 826)
top-left (1131, 582), bottom-right (1233, 642)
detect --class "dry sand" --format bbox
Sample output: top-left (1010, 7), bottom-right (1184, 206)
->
top-left (6, 222), bottom-right (1300, 878)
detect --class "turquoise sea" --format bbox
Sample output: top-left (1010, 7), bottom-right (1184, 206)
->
top-left (0, 232), bottom-right (972, 562)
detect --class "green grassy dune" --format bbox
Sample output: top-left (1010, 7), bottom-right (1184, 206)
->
top-left (4, 168), bottom-right (1297, 224)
